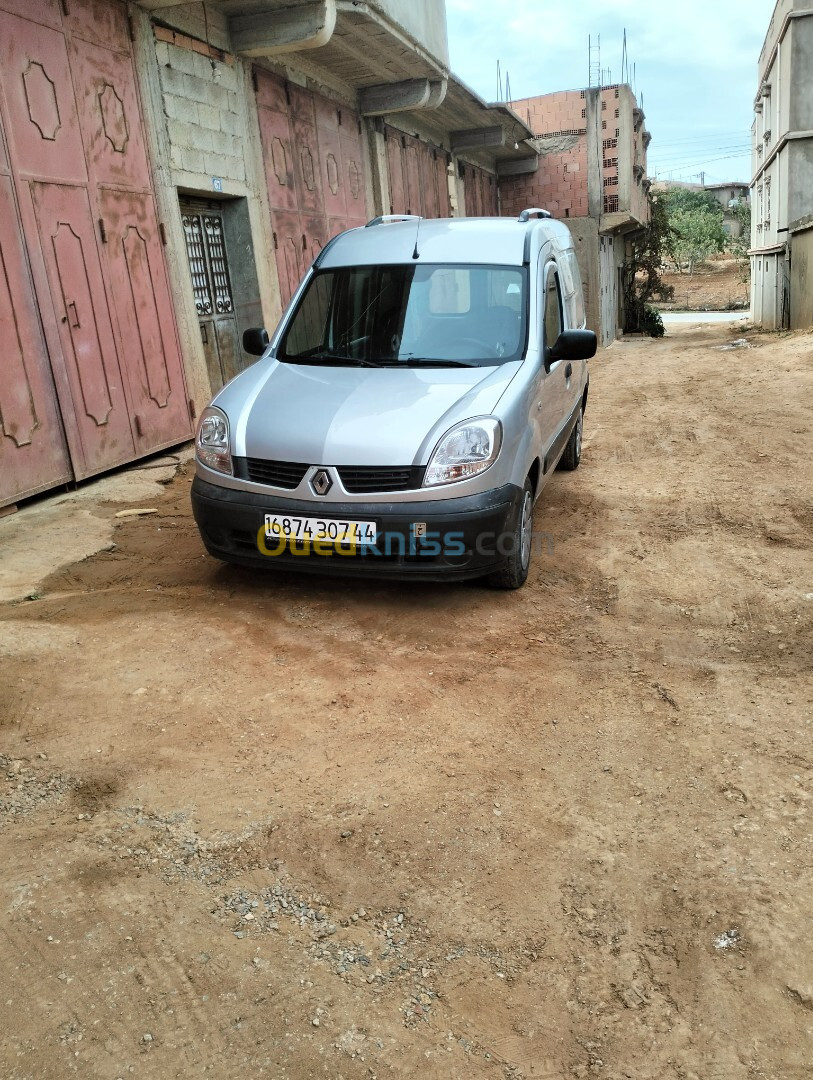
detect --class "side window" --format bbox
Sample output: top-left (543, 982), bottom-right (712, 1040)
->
top-left (543, 267), bottom-right (562, 349)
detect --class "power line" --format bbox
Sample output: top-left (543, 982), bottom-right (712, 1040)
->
top-left (650, 132), bottom-right (749, 149)
top-left (650, 146), bottom-right (752, 165)
top-left (652, 149), bottom-right (753, 175)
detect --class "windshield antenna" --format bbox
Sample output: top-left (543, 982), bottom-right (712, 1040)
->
top-left (412, 216), bottom-right (421, 260)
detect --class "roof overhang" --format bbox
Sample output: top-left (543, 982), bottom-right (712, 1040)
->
top-left (138, 0), bottom-right (449, 94)
top-left (390, 75), bottom-right (538, 169)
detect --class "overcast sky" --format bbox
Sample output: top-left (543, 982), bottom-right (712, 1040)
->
top-left (446, 0), bottom-right (772, 185)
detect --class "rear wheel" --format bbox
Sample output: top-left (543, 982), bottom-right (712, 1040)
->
top-left (487, 477), bottom-right (533, 590)
top-left (558, 407), bottom-right (583, 471)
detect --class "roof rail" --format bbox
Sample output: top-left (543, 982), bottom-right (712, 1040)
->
top-left (365, 214), bottom-right (422, 227)
top-left (518, 208), bottom-right (552, 222)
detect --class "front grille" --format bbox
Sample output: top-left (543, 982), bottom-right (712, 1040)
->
top-left (234, 458), bottom-right (425, 494)
top-left (236, 457), bottom-right (309, 489)
top-left (337, 466), bottom-right (425, 494)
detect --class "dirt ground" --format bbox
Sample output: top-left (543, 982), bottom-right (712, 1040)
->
top-left (1, 321), bottom-right (812, 1080)
top-left (659, 256), bottom-right (750, 312)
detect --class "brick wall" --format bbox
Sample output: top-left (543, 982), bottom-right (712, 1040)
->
top-left (154, 26), bottom-right (246, 185)
top-left (501, 90), bottom-right (590, 219)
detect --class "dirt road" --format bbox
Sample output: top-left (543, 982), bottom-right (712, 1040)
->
top-left (1, 322), bottom-right (812, 1080)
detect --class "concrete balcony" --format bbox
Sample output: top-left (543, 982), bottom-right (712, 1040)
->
top-left (137, 0), bottom-right (449, 93)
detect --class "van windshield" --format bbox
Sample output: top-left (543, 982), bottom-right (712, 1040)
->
top-left (278, 263), bottom-right (527, 368)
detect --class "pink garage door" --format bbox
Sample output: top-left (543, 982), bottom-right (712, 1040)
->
top-left (0, 0), bottom-right (190, 504)
top-left (460, 160), bottom-right (499, 217)
top-left (384, 125), bottom-right (452, 220)
top-left (255, 69), bottom-right (368, 308)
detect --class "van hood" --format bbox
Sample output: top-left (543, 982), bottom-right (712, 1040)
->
top-left (220, 358), bottom-right (520, 466)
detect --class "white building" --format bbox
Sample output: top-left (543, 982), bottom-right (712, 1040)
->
top-left (750, 0), bottom-right (813, 328)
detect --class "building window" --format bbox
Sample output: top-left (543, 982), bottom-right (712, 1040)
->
top-left (580, 89), bottom-right (585, 99)
top-left (601, 101), bottom-right (606, 111)
top-left (603, 157), bottom-right (618, 169)
top-left (581, 108), bottom-right (586, 118)
top-left (603, 138), bottom-right (618, 150)
top-left (614, 88), bottom-right (619, 98)
top-left (602, 120), bottom-right (607, 129)
top-left (615, 109), bottom-right (619, 118)
top-left (615, 128), bottom-right (619, 137)
top-left (603, 175), bottom-right (618, 187)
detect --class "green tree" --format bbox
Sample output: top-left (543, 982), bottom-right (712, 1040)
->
top-left (667, 206), bottom-right (727, 275)
top-left (661, 187), bottom-right (727, 274)
top-left (727, 201), bottom-right (752, 284)
top-left (621, 190), bottom-right (675, 337)
top-left (663, 187), bottom-right (723, 217)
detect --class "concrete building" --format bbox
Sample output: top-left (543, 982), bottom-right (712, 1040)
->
top-left (750, 0), bottom-right (813, 328)
top-left (498, 84), bottom-right (651, 345)
top-left (0, 0), bottom-right (539, 509)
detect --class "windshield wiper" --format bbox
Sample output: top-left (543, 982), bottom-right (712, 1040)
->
top-left (398, 357), bottom-right (479, 368)
top-left (283, 350), bottom-right (383, 367)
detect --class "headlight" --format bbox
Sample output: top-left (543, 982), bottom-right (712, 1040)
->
top-left (196, 406), bottom-right (232, 475)
top-left (424, 418), bottom-right (501, 487)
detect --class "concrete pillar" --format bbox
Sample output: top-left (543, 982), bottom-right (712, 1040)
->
top-left (365, 120), bottom-right (390, 217)
top-left (129, 6), bottom-right (211, 414)
top-left (240, 63), bottom-right (285, 330)
top-left (584, 88), bottom-right (602, 220)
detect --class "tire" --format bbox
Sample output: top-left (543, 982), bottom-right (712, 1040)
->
top-left (557, 406), bottom-right (583, 471)
top-left (486, 477), bottom-right (534, 590)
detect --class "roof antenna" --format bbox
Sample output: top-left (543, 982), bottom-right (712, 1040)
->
top-left (412, 215), bottom-right (421, 260)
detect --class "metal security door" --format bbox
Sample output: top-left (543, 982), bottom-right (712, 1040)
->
top-left (181, 201), bottom-right (243, 391)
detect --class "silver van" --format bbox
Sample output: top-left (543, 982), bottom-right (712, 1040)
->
top-left (191, 209), bottom-right (596, 588)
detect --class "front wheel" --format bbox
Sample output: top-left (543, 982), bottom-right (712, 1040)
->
top-left (486, 478), bottom-right (534, 590)
top-left (557, 407), bottom-right (583, 471)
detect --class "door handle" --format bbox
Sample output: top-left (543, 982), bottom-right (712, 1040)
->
top-left (565, 362), bottom-right (572, 379)
top-left (67, 300), bottom-right (80, 329)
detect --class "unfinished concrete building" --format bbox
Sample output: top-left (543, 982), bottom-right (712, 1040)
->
top-left (499, 84), bottom-right (651, 344)
top-left (750, 0), bottom-right (813, 328)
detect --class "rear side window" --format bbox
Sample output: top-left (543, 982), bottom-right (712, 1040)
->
top-left (558, 250), bottom-right (586, 328)
top-left (543, 268), bottom-right (562, 348)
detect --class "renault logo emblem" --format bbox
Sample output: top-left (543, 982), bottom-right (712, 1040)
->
top-left (311, 469), bottom-right (332, 496)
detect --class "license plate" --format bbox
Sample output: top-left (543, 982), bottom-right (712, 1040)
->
top-left (264, 514), bottom-right (376, 546)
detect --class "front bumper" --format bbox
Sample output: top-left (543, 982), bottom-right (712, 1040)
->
top-left (191, 475), bottom-right (523, 581)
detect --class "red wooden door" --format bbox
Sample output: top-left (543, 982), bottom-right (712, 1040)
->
top-left (256, 68), bottom-right (367, 307)
top-left (384, 126), bottom-right (451, 220)
top-left (0, 172), bottom-right (71, 503)
top-left (0, 8), bottom-right (88, 185)
top-left (100, 190), bottom-right (190, 453)
top-left (33, 182), bottom-right (135, 475)
top-left (0, 0), bottom-right (190, 502)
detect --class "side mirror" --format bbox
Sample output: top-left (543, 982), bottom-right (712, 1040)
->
top-left (548, 329), bottom-right (597, 363)
top-left (243, 327), bottom-right (270, 356)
